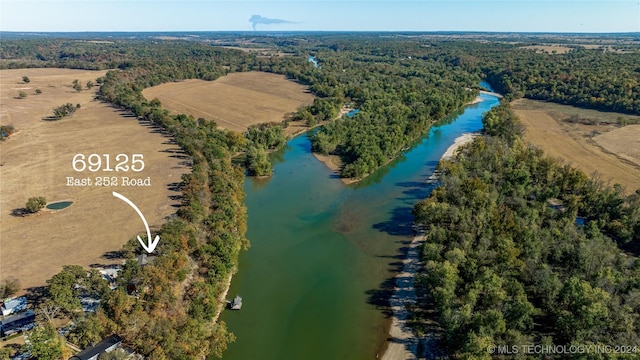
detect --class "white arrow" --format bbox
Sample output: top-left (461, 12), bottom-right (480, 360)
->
top-left (112, 191), bottom-right (160, 253)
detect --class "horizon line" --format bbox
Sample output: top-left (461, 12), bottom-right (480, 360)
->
top-left (2, 30), bottom-right (639, 35)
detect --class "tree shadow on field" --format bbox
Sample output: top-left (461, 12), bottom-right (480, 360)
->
top-left (167, 182), bottom-right (184, 208)
top-left (104, 101), bottom-right (171, 137)
top-left (169, 154), bottom-right (190, 160)
top-left (158, 139), bottom-right (192, 175)
top-left (10, 208), bottom-right (30, 217)
top-left (101, 101), bottom-right (190, 221)
top-left (115, 109), bottom-right (137, 119)
top-left (102, 250), bottom-right (125, 260)
top-left (167, 182), bottom-right (182, 192)
top-left (160, 148), bottom-right (185, 154)
top-left (41, 116), bottom-right (62, 121)
top-left (24, 286), bottom-right (47, 306)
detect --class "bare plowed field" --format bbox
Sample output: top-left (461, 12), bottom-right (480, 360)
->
top-left (142, 72), bottom-right (315, 132)
top-left (594, 125), bottom-right (640, 167)
top-left (511, 99), bottom-right (640, 194)
top-left (1, 69), bottom-right (189, 292)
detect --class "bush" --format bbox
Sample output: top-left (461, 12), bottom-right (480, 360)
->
top-left (72, 79), bottom-right (82, 92)
top-left (50, 103), bottom-right (79, 119)
top-left (26, 196), bottom-right (46, 213)
top-left (35, 88), bottom-right (42, 95)
top-left (22, 76), bottom-right (30, 83)
top-left (245, 145), bottom-right (271, 176)
top-left (1, 125), bottom-right (15, 140)
top-left (0, 278), bottom-right (21, 298)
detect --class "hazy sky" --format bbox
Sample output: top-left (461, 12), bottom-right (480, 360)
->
top-left (1, 1), bottom-right (639, 33)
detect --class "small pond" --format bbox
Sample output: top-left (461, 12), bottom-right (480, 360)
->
top-left (46, 201), bottom-right (73, 210)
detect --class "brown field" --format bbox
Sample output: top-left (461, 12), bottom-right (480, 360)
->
top-left (0, 69), bottom-right (190, 293)
top-left (519, 45), bottom-right (574, 54)
top-left (594, 125), bottom-right (640, 167)
top-left (142, 72), bottom-right (315, 133)
top-left (519, 44), bottom-right (632, 54)
top-left (511, 99), bottom-right (640, 194)
top-left (216, 46), bottom-right (294, 57)
top-left (511, 99), bottom-right (640, 126)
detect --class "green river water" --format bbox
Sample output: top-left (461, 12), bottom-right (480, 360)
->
top-left (220, 92), bottom-right (500, 360)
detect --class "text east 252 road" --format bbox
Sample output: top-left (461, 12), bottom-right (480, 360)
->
top-left (66, 176), bottom-right (151, 187)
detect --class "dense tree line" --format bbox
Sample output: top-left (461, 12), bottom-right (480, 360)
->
top-left (85, 67), bottom-right (249, 357)
top-left (482, 49), bottom-right (640, 114)
top-left (302, 47), bottom-right (479, 179)
top-left (413, 105), bottom-right (640, 358)
top-left (243, 122), bottom-right (288, 176)
top-left (245, 145), bottom-right (271, 176)
top-left (245, 122), bottom-right (287, 150)
top-left (0, 38), bottom-right (248, 72)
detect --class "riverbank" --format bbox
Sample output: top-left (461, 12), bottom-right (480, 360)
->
top-left (379, 230), bottom-right (425, 360)
top-left (466, 95), bottom-right (483, 106)
top-left (479, 90), bottom-right (503, 98)
top-left (312, 153), bottom-right (359, 185)
top-left (380, 132), bottom-right (480, 360)
top-left (214, 272), bottom-right (235, 323)
top-left (442, 132), bottom-right (479, 160)
top-left (312, 128), bottom-right (480, 186)
top-left (285, 105), bottom-right (352, 137)
top-left (311, 98), bottom-right (483, 186)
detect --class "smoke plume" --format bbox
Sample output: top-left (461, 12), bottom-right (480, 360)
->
top-left (249, 15), bottom-right (295, 31)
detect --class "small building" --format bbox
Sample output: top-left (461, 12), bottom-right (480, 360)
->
top-left (229, 295), bottom-right (242, 310)
top-left (80, 297), bottom-right (101, 313)
top-left (70, 334), bottom-right (122, 360)
top-left (99, 268), bottom-right (121, 290)
top-left (1, 296), bottom-right (27, 316)
top-left (0, 309), bottom-right (35, 337)
top-left (137, 254), bottom-right (156, 267)
top-left (9, 351), bottom-right (31, 360)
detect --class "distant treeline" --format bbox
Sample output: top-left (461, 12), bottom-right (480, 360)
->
top-left (2, 36), bottom-right (639, 178)
top-left (413, 104), bottom-right (640, 358)
top-left (482, 48), bottom-right (640, 114)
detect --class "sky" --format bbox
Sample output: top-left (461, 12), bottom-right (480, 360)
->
top-left (1, 1), bottom-right (639, 33)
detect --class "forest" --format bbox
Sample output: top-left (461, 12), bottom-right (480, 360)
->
top-left (1, 33), bottom-right (639, 358)
top-left (306, 47), bottom-right (478, 179)
top-left (482, 49), bottom-right (640, 114)
top-left (413, 104), bottom-right (640, 358)
top-left (2, 35), bottom-right (639, 178)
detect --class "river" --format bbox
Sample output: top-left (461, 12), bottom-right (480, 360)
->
top-left (220, 91), bottom-right (500, 359)
top-left (308, 55), bottom-right (319, 68)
